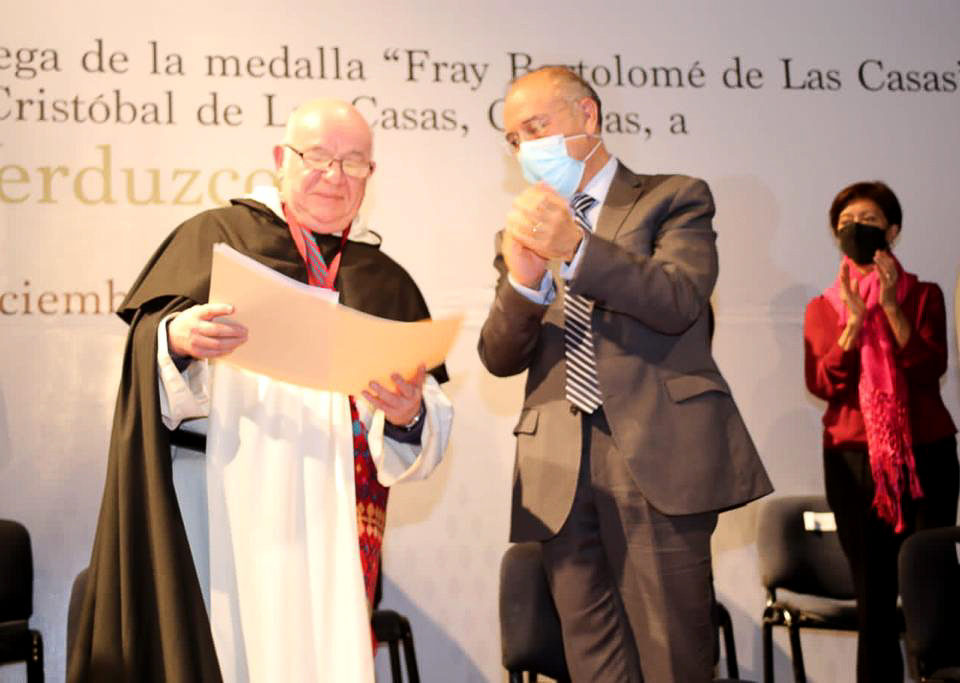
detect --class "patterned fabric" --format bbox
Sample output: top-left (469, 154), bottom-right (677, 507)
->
top-left (289, 214), bottom-right (389, 613)
top-left (824, 254), bottom-right (922, 532)
top-left (300, 224), bottom-right (337, 286)
top-left (563, 192), bottom-right (603, 413)
top-left (350, 399), bottom-right (390, 608)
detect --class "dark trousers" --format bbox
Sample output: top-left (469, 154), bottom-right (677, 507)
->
top-left (824, 436), bottom-right (959, 683)
top-left (541, 408), bottom-right (718, 683)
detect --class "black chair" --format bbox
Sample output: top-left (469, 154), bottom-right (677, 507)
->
top-left (899, 526), bottom-right (960, 682)
top-left (500, 543), bottom-right (570, 683)
top-left (0, 519), bottom-right (43, 683)
top-left (499, 542), bottom-right (745, 682)
top-left (756, 495), bottom-right (885, 683)
top-left (715, 599), bottom-right (741, 680)
top-left (372, 569), bottom-right (421, 683)
top-left (372, 608), bottom-right (420, 683)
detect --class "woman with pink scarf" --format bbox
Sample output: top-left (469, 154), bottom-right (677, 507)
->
top-left (804, 180), bottom-right (958, 683)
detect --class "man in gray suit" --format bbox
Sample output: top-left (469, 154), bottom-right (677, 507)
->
top-left (479, 66), bottom-right (773, 682)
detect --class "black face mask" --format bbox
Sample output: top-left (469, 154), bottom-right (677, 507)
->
top-left (838, 222), bottom-right (888, 265)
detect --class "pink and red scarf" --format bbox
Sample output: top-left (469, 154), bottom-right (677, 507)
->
top-left (824, 254), bottom-right (922, 532)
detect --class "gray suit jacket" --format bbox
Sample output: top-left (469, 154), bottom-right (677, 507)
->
top-left (479, 163), bottom-right (773, 542)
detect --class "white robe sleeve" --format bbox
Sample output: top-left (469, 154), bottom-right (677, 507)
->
top-left (360, 374), bottom-right (453, 486)
top-left (157, 313), bottom-right (211, 430)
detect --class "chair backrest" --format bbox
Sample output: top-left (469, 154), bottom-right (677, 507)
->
top-left (0, 519), bottom-right (34, 622)
top-left (499, 542), bottom-right (570, 680)
top-left (898, 525), bottom-right (960, 668)
top-left (756, 496), bottom-right (854, 599)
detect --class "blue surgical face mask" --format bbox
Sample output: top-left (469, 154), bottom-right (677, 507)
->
top-left (517, 134), bottom-right (601, 199)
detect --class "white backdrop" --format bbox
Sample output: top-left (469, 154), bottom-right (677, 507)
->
top-left (2, 1), bottom-right (959, 681)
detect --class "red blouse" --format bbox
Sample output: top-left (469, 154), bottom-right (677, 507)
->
top-left (804, 280), bottom-right (956, 449)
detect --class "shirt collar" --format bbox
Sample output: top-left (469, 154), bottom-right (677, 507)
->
top-left (242, 185), bottom-right (380, 245)
top-left (580, 155), bottom-right (618, 206)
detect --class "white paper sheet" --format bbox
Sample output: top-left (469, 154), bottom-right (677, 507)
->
top-left (207, 243), bottom-right (461, 394)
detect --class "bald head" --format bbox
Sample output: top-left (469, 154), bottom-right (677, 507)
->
top-left (282, 98), bottom-right (373, 153)
top-left (274, 98), bottom-right (375, 234)
top-left (508, 67), bottom-right (603, 127)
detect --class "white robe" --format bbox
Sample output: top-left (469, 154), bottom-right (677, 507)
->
top-left (158, 322), bottom-right (453, 682)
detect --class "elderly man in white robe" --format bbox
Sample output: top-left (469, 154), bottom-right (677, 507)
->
top-left (69, 99), bottom-right (453, 683)
top-left (164, 99), bottom-right (453, 682)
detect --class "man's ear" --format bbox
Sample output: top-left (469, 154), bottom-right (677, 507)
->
top-left (580, 97), bottom-right (600, 135)
top-left (272, 145), bottom-right (285, 170)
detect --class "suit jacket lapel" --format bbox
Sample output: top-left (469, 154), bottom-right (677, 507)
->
top-left (594, 162), bottom-right (645, 242)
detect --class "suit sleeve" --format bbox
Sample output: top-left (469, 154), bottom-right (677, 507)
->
top-left (477, 231), bottom-right (550, 377)
top-left (569, 176), bottom-right (717, 335)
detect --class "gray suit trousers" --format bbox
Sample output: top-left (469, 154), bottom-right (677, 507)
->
top-left (541, 408), bottom-right (718, 683)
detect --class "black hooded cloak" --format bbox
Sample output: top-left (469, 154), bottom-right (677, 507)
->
top-left (67, 200), bottom-right (446, 682)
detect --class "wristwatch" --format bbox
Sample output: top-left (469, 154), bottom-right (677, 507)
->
top-left (399, 404), bottom-right (425, 431)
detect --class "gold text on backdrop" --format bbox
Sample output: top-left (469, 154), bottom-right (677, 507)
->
top-left (0, 144), bottom-right (276, 206)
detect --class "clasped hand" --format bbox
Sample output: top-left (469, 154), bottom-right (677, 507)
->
top-left (503, 183), bottom-right (583, 288)
top-left (167, 303), bottom-right (426, 426)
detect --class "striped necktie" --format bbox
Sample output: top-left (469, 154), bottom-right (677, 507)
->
top-left (564, 192), bottom-right (602, 413)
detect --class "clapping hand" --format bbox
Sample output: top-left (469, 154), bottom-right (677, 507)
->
top-left (501, 229), bottom-right (548, 289)
top-left (838, 262), bottom-right (866, 325)
top-left (835, 262), bottom-right (869, 350)
top-left (874, 250), bottom-right (899, 309)
top-left (506, 183), bottom-right (583, 262)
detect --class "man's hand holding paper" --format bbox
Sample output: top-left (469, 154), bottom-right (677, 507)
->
top-left (206, 243), bottom-right (461, 403)
top-left (168, 303), bottom-right (248, 359)
top-left (167, 296), bottom-right (429, 427)
top-left (362, 364), bottom-right (426, 427)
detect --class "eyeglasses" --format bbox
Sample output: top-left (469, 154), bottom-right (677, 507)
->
top-left (285, 144), bottom-right (374, 179)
